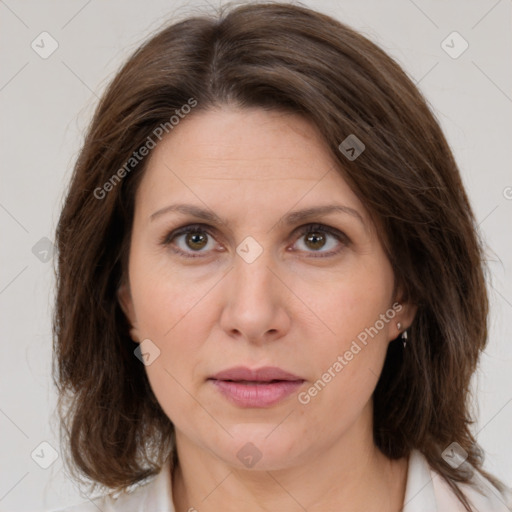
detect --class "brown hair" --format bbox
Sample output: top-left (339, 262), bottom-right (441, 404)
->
top-left (52, 2), bottom-right (507, 510)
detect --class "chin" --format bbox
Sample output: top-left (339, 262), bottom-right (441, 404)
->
top-left (211, 425), bottom-right (304, 471)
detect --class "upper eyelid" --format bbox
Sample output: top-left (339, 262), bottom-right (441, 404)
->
top-left (163, 222), bottom-right (348, 248)
top-left (167, 221), bottom-right (344, 236)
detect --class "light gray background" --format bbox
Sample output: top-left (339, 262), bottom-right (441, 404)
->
top-left (0, 0), bottom-right (511, 510)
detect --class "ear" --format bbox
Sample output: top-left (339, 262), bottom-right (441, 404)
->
top-left (390, 285), bottom-right (418, 340)
top-left (117, 281), bottom-right (141, 343)
top-left (394, 301), bottom-right (417, 337)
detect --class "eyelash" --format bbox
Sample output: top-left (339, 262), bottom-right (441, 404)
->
top-left (159, 223), bottom-right (349, 259)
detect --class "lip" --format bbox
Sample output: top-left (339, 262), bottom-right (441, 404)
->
top-left (210, 366), bottom-right (303, 382)
top-left (208, 366), bottom-right (305, 408)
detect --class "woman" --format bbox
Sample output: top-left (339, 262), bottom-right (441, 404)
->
top-left (51, 2), bottom-right (512, 511)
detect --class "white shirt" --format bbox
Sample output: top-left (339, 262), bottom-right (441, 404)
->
top-left (52, 449), bottom-right (512, 511)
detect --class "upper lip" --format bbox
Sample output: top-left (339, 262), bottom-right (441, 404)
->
top-left (209, 366), bottom-right (303, 382)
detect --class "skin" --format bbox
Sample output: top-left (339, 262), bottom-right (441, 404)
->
top-left (118, 106), bottom-right (417, 512)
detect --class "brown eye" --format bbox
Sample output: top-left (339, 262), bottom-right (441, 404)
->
top-left (185, 232), bottom-right (208, 251)
top-left (161, 224), bottom-right (217, 258)
top-left (304, 231), bottom-right (327, 251)
top-left (293, 224), bottom-right (348, 257)
top-left (161, 222), bottom-right (348, 259)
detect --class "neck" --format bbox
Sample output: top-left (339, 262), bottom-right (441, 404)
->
top-left (171, 410), bottom-right (408, 512)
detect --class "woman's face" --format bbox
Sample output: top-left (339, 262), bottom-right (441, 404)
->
top-left (118, 107), bottom-right (416, 470)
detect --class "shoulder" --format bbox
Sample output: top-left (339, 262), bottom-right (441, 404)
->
top-left (432, 466), bottom-right (512, 512)
top-left (410, 450), bottom-right (512, 512)
top-left (405, 449), bottom-right (512, 511)
top-left (48, 459), bottom-right (175, 512)
top-left (48, 484), bottom-right (150, 512)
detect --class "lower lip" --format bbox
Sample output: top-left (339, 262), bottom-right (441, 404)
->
top-left (210, 379), bottom-right (304, 407)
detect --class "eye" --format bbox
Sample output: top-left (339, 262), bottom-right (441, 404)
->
top-left (159, 223), bottom-right (349, 258)
top-left (291, 223), bottom-right (348, 257)
top-left (160, 224), bottom-right (219, 258)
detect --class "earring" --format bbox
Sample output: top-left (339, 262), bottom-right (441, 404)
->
top-left (396, 322), bottom-right (407, 348)
top-left (401, 329), bottom-right (408, 348)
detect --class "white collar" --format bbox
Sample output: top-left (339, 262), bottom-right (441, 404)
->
top-left (94, 449), bottom-right (511, 511)
top-left (402, 449), bottom-right (439, 511)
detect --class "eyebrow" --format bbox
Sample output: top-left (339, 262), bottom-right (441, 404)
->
top-left (149, 203), bottom-right (367, 230)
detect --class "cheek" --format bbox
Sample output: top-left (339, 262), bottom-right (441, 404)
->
top-left (133, 278), bottom-right (209, 426)
top-left (129, 247), bottom-right (214, 340)
top-left (297, 327), bottom-right (387, 438)
top-left (293, 265), bottom-right (395, 407)
top-left (132, 278), bottom-right (208, 375)
top-left (143, 356), bottom-right (194, 431)
top-left (293, 266), bottom-right (393, 348)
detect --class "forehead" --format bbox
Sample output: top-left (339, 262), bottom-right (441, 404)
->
top-left (135, 107), bottom-right (371, 227)
top-left (148, 107), bottom-right (333, 176)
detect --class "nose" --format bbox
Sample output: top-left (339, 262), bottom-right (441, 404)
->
top-left (219, 248), bottom-right (291, 345)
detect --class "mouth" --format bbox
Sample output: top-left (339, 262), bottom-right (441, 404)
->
top-left (209, 365), bottom-right (303, 382)
top-left (208, 366), bottom-right (305, 407)
top-left (220, 379), bottom-right (294, 384)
